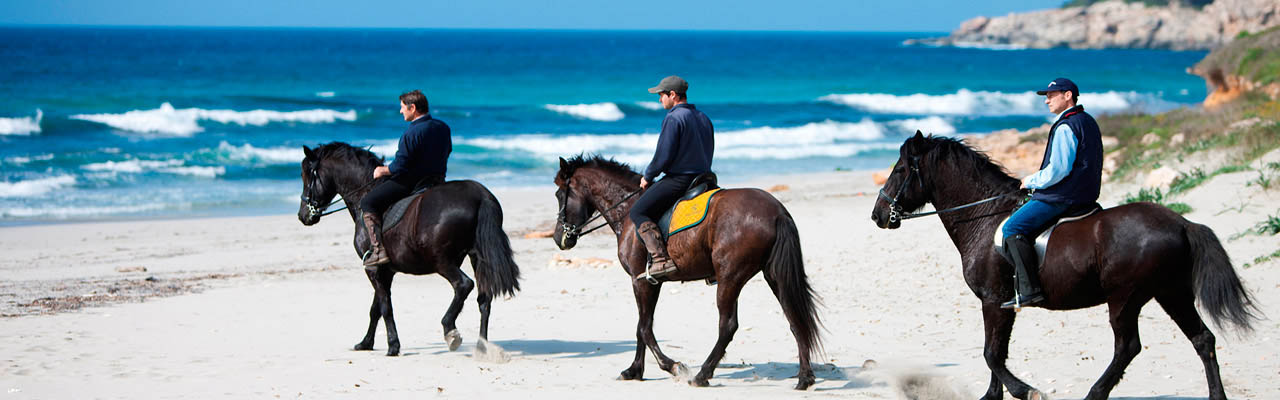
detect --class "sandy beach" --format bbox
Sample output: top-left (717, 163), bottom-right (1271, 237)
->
top-left (2, 153), bottom-right (1278, 399)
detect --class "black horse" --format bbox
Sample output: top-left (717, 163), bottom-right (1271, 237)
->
top-left (298, 142), bottom-right (521, 356)
top-left (871, 132), bottom-right (1259, 400)
top-left (553, 155), bottom-right (822, 389)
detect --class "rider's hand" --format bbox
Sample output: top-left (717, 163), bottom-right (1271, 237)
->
top-left (373, 166), bottom-right (390, 179)
top-left (640, 177), bottom-right (650, 189)
top-left (1019, 175), bottom-right (1031, 189)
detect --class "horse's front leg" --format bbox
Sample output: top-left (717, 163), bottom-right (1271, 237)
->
top-left (437, 263), bottom-right (474, 352)
top-left (354, 268), bottom-right (380, 351)
top-left (620, 280), bottom-right (685, 381)
top-left (373, 266), bottom-right (401, 356)
top-left (691, 276), bottom-right (747, 387)
top-left (979, 302), bottom-right (1041, 400)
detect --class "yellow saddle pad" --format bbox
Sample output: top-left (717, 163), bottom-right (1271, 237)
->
top-left (668, 188), bottom-right (722, 235)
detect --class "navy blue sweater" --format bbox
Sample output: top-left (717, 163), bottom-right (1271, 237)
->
top-left (644, 103), bottom-right (714, 181)
top-left (388, 115), bottom-right (451, 188)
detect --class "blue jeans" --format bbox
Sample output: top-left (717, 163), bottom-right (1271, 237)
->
top-left (1002, 199), bottom-right (1070, 239)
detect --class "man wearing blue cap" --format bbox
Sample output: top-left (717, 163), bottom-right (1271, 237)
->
top-left (631, 75), bottom-right (715, 283)
top-left (1001, 78), bottom-right (1103, 309)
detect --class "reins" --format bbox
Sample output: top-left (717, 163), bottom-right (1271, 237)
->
top-left (878, 154), bottom-right (1024, 222)
top-left (302, 175), bottom-right (380, 219)
top-left (558, 188), bottom-right (641, 241)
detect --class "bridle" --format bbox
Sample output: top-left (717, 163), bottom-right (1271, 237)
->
top-left (300, 165), bottom-right (377, 220)
top-left (878, 155), bottom-right (1023, 223)
top-left (556, 183), bottom-right (640, 244)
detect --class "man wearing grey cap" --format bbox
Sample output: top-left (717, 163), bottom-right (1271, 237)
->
top-left (1000, 77), bottom-right (1103, 309)
top-left (629, 75), bottom-right (715, 283)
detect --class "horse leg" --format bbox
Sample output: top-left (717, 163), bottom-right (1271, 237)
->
top-left (691, 276), bottom-right (748, 387)
top-left (979, 303), bottom-right (1040, 400)
top-left (373, 267), bottom-right (401, 356)
top-left (1156, 293), bottom-right (1227, 400)
top-left (436, 263), bottom-right (474, 352)
top-left (1084, 296), bottom-right (1148, 400)
top-left (469, 256), bottom-right (494, 342)
top-left (763, 275), bottom-right (815, 390)
top-left (620, 281), bottom-right (684, 381)
top-left (354, 268), bottom-right (380, 351)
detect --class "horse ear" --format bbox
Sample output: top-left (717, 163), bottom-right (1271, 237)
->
top-left (559, 157), bottom-right (569, 170)
top-left (302, 145), bottom-right (314, 159)
top-left (913, 130), bottom-right (924, 140)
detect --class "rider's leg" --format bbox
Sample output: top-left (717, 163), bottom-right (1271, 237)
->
top-left (1000, 199), bottom-right (1068, 309)
top-left (628, 174), bottom-right (694, 282)
top-left (359, 180), bottom-right (411, 269)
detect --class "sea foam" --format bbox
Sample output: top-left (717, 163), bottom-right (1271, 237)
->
top-left (71, 103), bottom-right (357, 136)
top-left (82, 159), bottom-right (225, 178)
top-left (819, 89), bottom-right (1159, 116)
top-left (0, 110), bottom-right (43, 136)
top-left (215, 141), bottom-right (301, 165)
top-left (544, 103), bottom-right (626, 122)
top-left (0, 175), bottom-right (76, 198)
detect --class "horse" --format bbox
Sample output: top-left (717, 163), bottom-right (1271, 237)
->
top-left (870, 132), bottom-right (1260, 400)
top-left (297, 142), bottom-right (521, 357)
top-left (552, 155), bottom-right (823, 389)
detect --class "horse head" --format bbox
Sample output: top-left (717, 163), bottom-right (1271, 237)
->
top-left (298, 145), bottom-right (340, 225)
top-left (552, 156), bottom-right (600, 250)
top-left (872, 131), bottom-right (935, 229)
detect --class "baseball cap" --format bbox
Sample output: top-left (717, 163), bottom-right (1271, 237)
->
top-left (647, 75), bottom-right (689, 94)
top-left (1036, 78), bottom-right (1079, 97)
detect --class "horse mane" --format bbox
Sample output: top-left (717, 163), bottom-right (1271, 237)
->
top-left (312, 142), bottom-right (384, 169)
top-left (913, 135), bottom-right (1019, 188)
top-left (556, 153), bottom-right (641, 184)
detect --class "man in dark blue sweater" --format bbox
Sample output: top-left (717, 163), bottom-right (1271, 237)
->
top-left (360, 90), bottom-right (452, 269)
top-left (630, 75), bottom-right (715, 283)
top-left (1001, 78), bottom-right (1103, 308)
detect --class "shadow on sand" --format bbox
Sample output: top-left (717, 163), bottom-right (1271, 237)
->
top-left (488, 339), bottom-right (636, 358)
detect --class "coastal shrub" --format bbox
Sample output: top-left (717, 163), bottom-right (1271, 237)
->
top-left (1248, 169), bottom-right (1273, 189)
top-left (1244, 248), bottom-right (1280, 268)
top-left (1214, 164), bottom-right (1250, 175)
top-left (1124, 187), bottom-right (1164, 204)
top-left (1168, 167), bottom-right (1207, 195)
top-left (1165, 202), bottom-right (1193, 215)
top-left (1237, 30), bottom-right (1252, 39)
top-left (1256, 214), bottom-right (1280, 235)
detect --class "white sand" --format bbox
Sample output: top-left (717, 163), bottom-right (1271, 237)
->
top-left (1, 166), bottom-right (1277, 399)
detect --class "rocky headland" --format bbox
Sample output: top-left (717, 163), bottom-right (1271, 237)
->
top-left (907, 0), bottom-right (1278, 50)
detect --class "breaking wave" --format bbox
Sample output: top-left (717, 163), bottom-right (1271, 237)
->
top-left (70, 103), bottom-right (357, 136)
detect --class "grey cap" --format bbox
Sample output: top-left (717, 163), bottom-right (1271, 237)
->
top-left (647, 75), bottom-right (689, 94)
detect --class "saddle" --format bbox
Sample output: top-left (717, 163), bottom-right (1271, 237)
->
top-left (657, 172), bottom-right (721, 238)
top-left (993, 202), bottom-right (1102, 268)
top-left (375, 185), bottom-right (435, 233)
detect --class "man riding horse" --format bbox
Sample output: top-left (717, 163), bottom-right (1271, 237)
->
top-left (1002, 78), bottom-right (1103, 309)
top-left (631, 75), bottom-right (715, 283)
top-left (360, 89), bottom-right (452, 270)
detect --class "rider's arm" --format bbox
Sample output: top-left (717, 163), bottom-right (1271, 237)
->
top-left (1024, 124), bottom-right (1078, 190)
top-left (644, 116), bottom-right (681, 182)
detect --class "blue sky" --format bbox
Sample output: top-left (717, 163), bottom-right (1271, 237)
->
top-left (2, 0), bottom-right (1063, 31)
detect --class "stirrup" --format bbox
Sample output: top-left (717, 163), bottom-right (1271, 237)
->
top-left (635, 263), bottom-right (676, 285)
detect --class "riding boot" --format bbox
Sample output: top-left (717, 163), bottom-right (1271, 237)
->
top-left (634, 221), bottom-right (678, 284)
top-left (362, 212), bottom-right (390, 270)
top-left (1001, 234), bottom-right (1045, 309)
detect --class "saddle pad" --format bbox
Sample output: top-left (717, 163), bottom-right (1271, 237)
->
top-left (378, 185), bottom-right (436, 232)
top-left (993, 205), bottom-right (1102, 267)
top-left (667, 188), bottom-right (722, 236)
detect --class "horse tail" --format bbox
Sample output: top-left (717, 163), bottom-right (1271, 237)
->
top-left (1186, 221), bottom-right (1259, 332)
top-left (472, 192), bottom-right (521, 298)
top-left (766, 212), bottom-right (824, 358)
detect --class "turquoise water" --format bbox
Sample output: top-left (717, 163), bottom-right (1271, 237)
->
top-left (0, 27), bottom-right (1208, 223)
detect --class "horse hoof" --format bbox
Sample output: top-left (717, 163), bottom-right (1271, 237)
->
top-left (618, 368), bottom-right (643, 381)
top-left (669, 362), bottom-right (690, 377)
top-left (795, 374), bottom-right (816, 390)
top-left (690, 377), bottom-right (710, 387)
top-left (386, 349), bottom-right (400, 357)
top-left (444, 329), bottom-right (462, 351)
top-left (1027, 389), bottom-right (1049, 400)
top-left (353, 342), bottom-right (373, 351)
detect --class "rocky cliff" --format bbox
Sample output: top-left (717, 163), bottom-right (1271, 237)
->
top-left (1189, 26), bottom-right (1280, 107)
top-left (907, 0), bottom-right (1278, 51)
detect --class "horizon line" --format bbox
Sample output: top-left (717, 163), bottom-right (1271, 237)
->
top-left (0, 23), bottom-right (948, 35)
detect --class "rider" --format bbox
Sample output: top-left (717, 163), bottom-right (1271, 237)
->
top-left (630, 75), bottom-right (715, 283)
top-left (359, 89), bottom-right (452, 270)
top-left (1001, 78), bottom-right (1103, 309)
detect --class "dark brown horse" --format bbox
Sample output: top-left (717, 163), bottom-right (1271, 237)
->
top-left (297, 142), bottom-right (520, 356)
top-left (552, 155), bottom-right (822, 389)
top-left (871, 132), bottom-right (1260, 400)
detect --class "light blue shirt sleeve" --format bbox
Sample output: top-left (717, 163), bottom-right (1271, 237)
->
top-left (1024, 124), bottom-right (1077, 190)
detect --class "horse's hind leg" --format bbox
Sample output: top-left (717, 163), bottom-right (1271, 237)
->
top-left (354, 268), bottom-right (381, 351)
top-left (763, 274), bottom-right (815, 390)
top-left (1156, 292), bottom-right (1227, 400)
top-left (979, 303), bottom-right (1040, 400)
top-left (437, 262), bottom-right (474, 352)
top-left (1085, 295), bottom-right (1149, 400)
top-left (691, 275), bottom-right (748, 387)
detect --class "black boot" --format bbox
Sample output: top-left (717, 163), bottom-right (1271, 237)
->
top-left (634, 221), bottom-right (678, 284)
top-left (362, 212), bottom-right (390, 271)
top-left (1001, 234), bottom-right (1045, 309)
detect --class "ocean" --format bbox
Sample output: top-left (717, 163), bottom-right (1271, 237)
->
top-left (0, 27), bottom-right (1208, 224)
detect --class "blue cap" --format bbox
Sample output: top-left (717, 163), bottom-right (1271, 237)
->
top-left (1036, 78), bottom-right (1079, 96)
